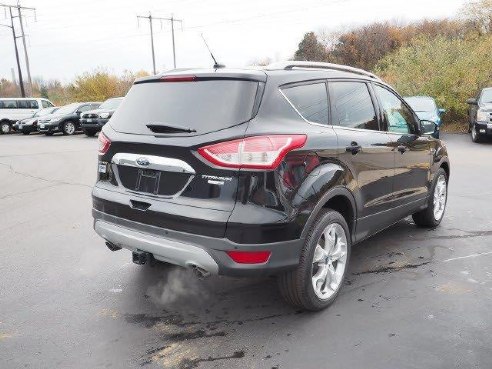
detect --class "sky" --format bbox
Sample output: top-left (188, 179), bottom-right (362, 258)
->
top-left (0, 0), bottom-right (469, 83)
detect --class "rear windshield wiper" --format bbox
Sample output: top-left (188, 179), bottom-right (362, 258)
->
top-left (146, 123), bottom-right (197, 134)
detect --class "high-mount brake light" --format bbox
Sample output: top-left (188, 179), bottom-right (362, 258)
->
top-left (198, 135), bottom-right (307, 170)
top-left (160, 75), bottom-right (196, 82)
top-left (98, 132), bottom-right (111, 155)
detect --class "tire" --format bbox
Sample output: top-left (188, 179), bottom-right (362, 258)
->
top-left (45, 132), bottom-right (54, 136)
top-left (412, 168), bottom-right (448, 228)
top-left (0, 121), bottom-right (11, 134)
top-left (471, 124), bottom-right (481, 143)
top-left (83, 129), bottom-right (97, 137)
top-left (62, 121), bottom-right (76, 135)
top-left (278, 209), bottom-right (351, 311)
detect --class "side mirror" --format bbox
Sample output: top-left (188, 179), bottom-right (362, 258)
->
top-left (421, 119), bottom-right (437, 136)
top-left (467, 98), bottom-right (478, 105)
top-left (438, 108), bottom-right (446, 115)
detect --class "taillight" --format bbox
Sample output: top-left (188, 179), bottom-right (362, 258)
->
top-left (198, 135), bottom-right (307, 170)
top-left (98, 132), bottom-right (111, 155)
top-left (226, 250), bottom-right (271, 264)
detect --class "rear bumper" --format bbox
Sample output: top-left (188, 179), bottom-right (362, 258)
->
top-left (92, 208), bottom-right (303, 277)
top-left (81, 119), bottom-right (108, 130)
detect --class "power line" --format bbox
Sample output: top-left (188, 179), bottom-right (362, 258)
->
top-left (137, 12), bottom-right (183, 73)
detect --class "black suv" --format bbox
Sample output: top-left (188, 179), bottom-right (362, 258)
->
top-left (467, 87), bottom-right (492, 143)
top-left (38, 102), bottom-right (101, 135)
top-left (92, 62), bottom-right (450, 310)
top-left (80, 97), bottom-right (123, 137)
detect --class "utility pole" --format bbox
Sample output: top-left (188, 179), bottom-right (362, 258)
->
top-left (0, 2), bottom-right (36, 96)
top-left (0, 9), bottom-right (25, 97)
top-left (137, 12), bottom-right (183, 73)
top-left (9, 7), bottom-right (24, 97)
top-left (17, 3), bottom-right (36, 95)
top-left (170, 15), bottom-right (176, 69)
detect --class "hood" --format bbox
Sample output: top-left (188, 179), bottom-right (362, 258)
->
top-left (19, 117), bottom-right (36, 124)
top-left (415, 111), bottom-right (439, 122)
top-left (38, 113), bottom-right (65, 121)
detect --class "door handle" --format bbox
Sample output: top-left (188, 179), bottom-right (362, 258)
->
top-left (346, 142), bottom-right (362, 155)
top-left (397, 145), bottom-right (408, 154)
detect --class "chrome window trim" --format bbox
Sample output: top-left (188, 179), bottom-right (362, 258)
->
top-left (112, 153), bottom-right (195, 174)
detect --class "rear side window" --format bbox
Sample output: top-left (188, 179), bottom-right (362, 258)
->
top-left (281, 83), bottom-right (328, 124)
top-left (18, 100), bottom-right (39, 109)
top-left (0, 100), bottom-right (17, 109)
top-left (329, 82), bottom-right (379, 131)
top-left (110, 80), bottom-right (259, 135)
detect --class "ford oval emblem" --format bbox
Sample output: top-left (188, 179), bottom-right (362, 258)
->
top-left (136, 157), bottom-right (150, 166)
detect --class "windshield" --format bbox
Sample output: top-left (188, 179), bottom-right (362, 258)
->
top-left (34, 107), bottom-right (58, 117)
top-left (405, 97), bottom-right (437, 112)
top-left (110, 80), bottom-right (259, 135)
top-left (54, 103), bottom-right (79, 116)
top-left (480, 89), bottom-right (492, 103)
top-left (99, 98), bottom-right (123, 110)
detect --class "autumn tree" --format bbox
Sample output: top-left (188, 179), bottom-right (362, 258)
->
top-left (460, 0), bottom-right (492, 35)
top-left (375, 35), bottom-right (492, 122)
top-left (293, 32), bottom-right (330, 62)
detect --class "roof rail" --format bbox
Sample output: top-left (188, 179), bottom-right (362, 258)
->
top-left (265, 61), bottom-right (380, 80)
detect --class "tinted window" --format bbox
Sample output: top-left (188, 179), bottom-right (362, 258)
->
top-left (99, 98), bottom-right (122, 110)
top-left (79, 105), bottom-right (93, 112)
top-left (18, 100), bottom-right (39, 109)
top-left (405, 97), bottom-right (436, 112)
top-left (374, 85), bottom-right (416, 134)
top-left (282, 83), bottom-right (328, 124)
top-left (0, 100), bottom-right (17, 109)
top-left (480, 88), bottom-right (492, 104)
top-left (330, 82), bottom-right (378, 130)
top-left (42, 100), bottom-right (52, 108)
top-left (111, 80), bottom-right (259, 135)
top-left (55, 103), bottom-right (79, 115)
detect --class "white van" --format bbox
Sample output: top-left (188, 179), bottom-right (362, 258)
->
top-left (0, 98), bottom-right (55, 134)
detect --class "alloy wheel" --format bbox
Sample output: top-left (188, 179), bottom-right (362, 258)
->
top-left (64, 122), bottom-right (75, 135)
top-left (433, 174), bottom-right (447, 221)
top-left (1, 123), bottom-right (10, 134)
top-left (311, 223), bottom-right (348, 300)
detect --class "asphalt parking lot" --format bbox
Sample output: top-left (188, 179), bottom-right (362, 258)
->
top-left (1, 133), bottom-right (491, 369)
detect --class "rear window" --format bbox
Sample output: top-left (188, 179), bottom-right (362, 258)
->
top-left (110, 80), bottom-right (259, 135)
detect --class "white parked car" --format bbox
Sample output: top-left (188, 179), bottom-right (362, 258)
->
top-left (0, 98), bottom-right (55, 134)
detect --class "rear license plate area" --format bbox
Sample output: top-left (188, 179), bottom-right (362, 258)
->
top-left (135, 169), bottom-right (161, 194)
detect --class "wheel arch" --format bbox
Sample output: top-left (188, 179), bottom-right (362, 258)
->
top-left (440, 160), bottom-right (450, 179)
top-left (301, 186), bottom-right (357, 243)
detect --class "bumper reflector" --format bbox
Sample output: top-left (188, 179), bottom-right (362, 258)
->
top-left (226, 250), bottom-right (271, 264)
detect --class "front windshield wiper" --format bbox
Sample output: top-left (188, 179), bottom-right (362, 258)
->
top-left (146, 123), bottom-right (197, 134)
